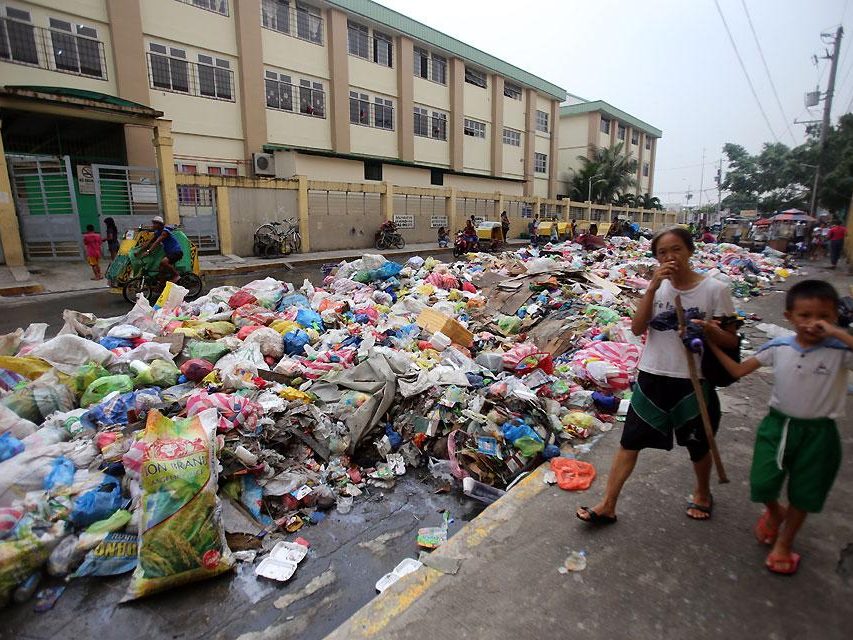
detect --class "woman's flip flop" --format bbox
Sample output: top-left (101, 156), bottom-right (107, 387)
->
top-left (576, 506), bottom-right (617, 525)
top-left (754, 509), bottom-right (781, 545)
top-left (766, 552), bottom-right (800, 575)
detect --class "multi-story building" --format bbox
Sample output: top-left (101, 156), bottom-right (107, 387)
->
top-left (556, 94), bottom-right (661, 199)
top-left (0, 0), bottom-right (565, 199)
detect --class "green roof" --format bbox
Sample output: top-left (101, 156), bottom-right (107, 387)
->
top-left (560, 100), bottom-right (662, 138)
top-left (327, 0), bottom-right (566, 101)
top-left (5, 86), bottom-right (154, 110)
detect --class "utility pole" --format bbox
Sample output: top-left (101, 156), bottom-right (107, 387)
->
top-left (714, 158), bottom-right (723, 223)
top-left (697, 148), bottom-right (706, 212)
top-left (810, 26), bottom-right (843, 216)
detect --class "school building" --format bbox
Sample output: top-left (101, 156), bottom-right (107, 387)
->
top-left (0, 0), bottom-right (665, 264)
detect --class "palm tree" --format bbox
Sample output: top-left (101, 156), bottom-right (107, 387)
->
top-left (613, 193), bottom-right (637, 207)
top-left (567, 143), bottom-right (638, 204)
top-left (637, 193), bottom-right (663, 210)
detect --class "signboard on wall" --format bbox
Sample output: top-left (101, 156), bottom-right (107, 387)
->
top-left (393, 214), bottom-right (415, 229)
top-left (430, 215), bottom-right (449, 229)
top-left (76, 164), bottom-right (95, 194)
top-left (131, 182), bottom-right (159, 204)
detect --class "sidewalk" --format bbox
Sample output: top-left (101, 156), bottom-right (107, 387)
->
top-left (0, 241), bottom-right (523, 297)
top-left (325, 270), bottom-right (853, 640)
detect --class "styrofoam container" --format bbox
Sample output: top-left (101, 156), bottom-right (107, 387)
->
top-left (375, 558), bottom-right (423, 593)
top-left (269, 541), bottom-right (308, 564)
top-left (255, 557), bottom-right (298, 582)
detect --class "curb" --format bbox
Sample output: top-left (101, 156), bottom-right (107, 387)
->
top-left (323, 463), bottom-right (549, 640)
top-left (0, 283), bottom-right (45, 297)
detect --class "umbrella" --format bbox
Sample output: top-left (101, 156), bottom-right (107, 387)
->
top-left (753, 218), bottom-right (771, 226)
top-left (771, 212), bottom-right (816, 222)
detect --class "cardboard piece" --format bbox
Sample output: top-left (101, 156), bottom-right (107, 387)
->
top-left (416, 308), bottom-right (473, 347)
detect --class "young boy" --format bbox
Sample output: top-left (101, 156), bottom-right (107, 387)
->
top-left (437, 226), bottom-right (449, 248)
top-left (82, 224), bottom-right (103, 280)
top-left (708, 279), bottom-right (853, 575)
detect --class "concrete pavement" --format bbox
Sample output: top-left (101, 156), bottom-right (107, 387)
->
top-left (325, 269), bottom-right (853, 640)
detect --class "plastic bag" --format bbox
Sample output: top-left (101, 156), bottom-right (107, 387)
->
top-left (70, 476), bottom-right (123, 528)
top-left (277, 293), bottom-right (310, 312)
top-left (0, 367), bottom-right (25, 392)
top-left (0, 517), bottom-right (66, 602)
top-left (80, 375), bottom-right (134, 408)
top-left (2, 370), bottom-right (75, 423)
top-left (71, 362), bottom-right (111, 396)
top-left (185, 340), bottom-right (230, 364)
top-left (0, 432), bottom-right (24, 462)
top-left (0, 404), bottom-right (38, 439)
top-left (134, 359), bottom-right (179, 389)
top-left (283, 329), bottom-right (310, 356)
top-left (550, 458), bottom-right (596, 491)
top-left (70, 532), bottom-right (138, 578)
top-left (228, 290), bottom-right (257, 309)
top-left (43, 456), bottom-right (75, 489)
top-left (28, 334), bottom-right (113, 375)
top-left (0, 329), bottom-right (22, 356)
top-left (180, 359), bottom-right (214, 382)
top-left (84, 388), bottom-right (161, 428)
top-left (243, 326), bottom-right (284, 359)
top-left (124, 408), bottom-right (234, 601)
top-left (186, 391), bottom-right (263, 433)
top-left (154, 281), bottom-right (188, 310)
top-left (295, 308), bottom-right (322, 329)
top-left (0, 355), bottom-right (53, 380)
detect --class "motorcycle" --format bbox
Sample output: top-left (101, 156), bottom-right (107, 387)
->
top-left (453, 231), bottom-right (479, 257)
top-left (374, 221), bottom-right (405, 250)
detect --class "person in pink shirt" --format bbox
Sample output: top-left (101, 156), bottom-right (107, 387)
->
top-left (82, 224), bottom-right (104, 280)
top-left (827, 217), bottom-right (847, 269)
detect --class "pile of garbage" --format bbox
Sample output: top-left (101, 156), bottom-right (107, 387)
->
top-left (0, 238), bottom-right (792, 607)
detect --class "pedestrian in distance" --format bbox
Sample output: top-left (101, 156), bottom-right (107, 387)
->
top-left (529, 214), bottom-right (540, 247)
top-left (500, 211), bottom-right (510, 243)
top-left (570, 218), bottom-right (577, 240)
top-left (103, 216), bottom-right (120, 261)
top-left (437, 226), bottom-right (449, 248)
top-left (550, 217), bottom-right (559, 244)
top-left (809, 222), bottom-right (826, 261)
top-left (577, 227), bottom-right (739, 525)
top-left (827, 217), bottom-right (847, 269)
top-left (707, 280), bottom-right (853, 575)
top-left (82, 224), bottom-right (104, 280)
top-left (701, 226), bottom-right (716, 244)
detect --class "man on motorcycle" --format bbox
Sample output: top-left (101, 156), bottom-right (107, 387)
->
top-left (143, 216), bottom-right (183, 283)
top-left (463, 219), bottom-right (479, 250)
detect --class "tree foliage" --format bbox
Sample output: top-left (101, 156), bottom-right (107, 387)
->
top-left (567, 142), bottom-right (638, 204)
top-left (722, 113), bottom-right (853, 217)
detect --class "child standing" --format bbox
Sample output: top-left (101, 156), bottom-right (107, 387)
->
top-left (708, 279), bottom-right (853, 574)
top-left (82, 224), bottom-right (103, 280)
top-left (437, 226), bottom-right (449, 248)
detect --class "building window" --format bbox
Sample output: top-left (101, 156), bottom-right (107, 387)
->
top-left (261, 1), bottom-right (323, 43)
top-left (149, 43), bottom-right (189, 93)
top-left (265, 70), bottom-right (293, 110)
top-left (617, 123), bottom-right (626, 140)
top-left (631, 130), bottom-right (639, 145)
top-left (464, 67), bottom-right (487, 88)
top-left (535, 110), bottom-right (549, 133)
top-left (176, 164), bottom-right (199, 205)
top-left (600, 117), bottom-right (610, 134)
top-left (413, 47), bottom-right (446, 85)
top-left (464, 118), bottom-right (486, 138)
top-left (0, 7), bottom-right (38, 65)
top-left (347, 20), bottom-right (368, 58)
top-left (504, 82), bottom-right (522, 100)
top-left (176, 0), bottom-right (228, 15)
top-left (48, 18), bottom-right (104, 78)
top-left (642, 162), bottom-right (649, 177)
top-left (374, 96), bottom-right (393, 129)
top-left (534, 152), bottom-right (547, 173)
top-left (197, 54), bottom-right (232, 100)
top-left (645, 137), bottom-right (651, 150)
top-left (364, 160), bottom-right (382, 181)
top-left (207, 165), bottom-right (238, 176)
top-left (414, 106), bottom-right (446, 140)
top-left (299, 79), bottom-right (325, 117)
top-left (349, 91), bottom-right (369, 125)
top-left (373, 30), bottom-right (392, 67)
top-left (502, 128), bottom-right (521, 146)
top-left (430, 169), bottom-right (444, 186)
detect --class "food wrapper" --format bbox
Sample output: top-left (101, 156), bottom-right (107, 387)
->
top-left (123, 408), bottom-right (233, 601)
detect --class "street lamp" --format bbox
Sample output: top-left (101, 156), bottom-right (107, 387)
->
top-left (588, 177), bottom-right (606, 203)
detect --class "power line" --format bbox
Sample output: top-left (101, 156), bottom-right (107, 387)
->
top-left (740, 0), bottom-right (797, 144)
top-left (713, 0), bottom-right (779, 142)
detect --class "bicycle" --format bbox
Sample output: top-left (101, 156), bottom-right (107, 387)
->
top-left (121, 246), bottom-right (204, 303)
top-left (253, 219), bottom-right (302, 257)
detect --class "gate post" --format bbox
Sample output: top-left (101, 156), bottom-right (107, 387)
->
top-left (447, 187), bottom-right (457, 233)
top-left (381, 182), bottom-right (393, 222)
top-left (297, 175), bottom-right (310, 252)
top-left (0, 135), bottom-right (25, 266)
top-left (153, 120), bottom-right (180, 225)
top-left (215, 186), bottom-right (233, 255)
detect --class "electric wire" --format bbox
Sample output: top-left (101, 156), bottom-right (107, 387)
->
top-left (713, 0), bottom-right (780, 142)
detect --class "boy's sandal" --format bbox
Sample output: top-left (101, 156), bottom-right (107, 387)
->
top-left (754, 509), bottom-right (780, 545)
top-left (686, 494), bottom-right (713, 520)
top-left (766, 552), bottom-right (800, 575)
top-left (576, 506), bottom-right (617, 525)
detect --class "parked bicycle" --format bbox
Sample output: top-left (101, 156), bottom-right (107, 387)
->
top-left (253, 219), bottom-right (302, 257)
top-left (374, 220), bottom-right (405, 250)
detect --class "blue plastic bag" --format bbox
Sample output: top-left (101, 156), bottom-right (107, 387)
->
top-left (83, 388), bottom-right (161, 428)
top-left (283, 329), bottom-right (310, 356)
top-left (240, 476), bottom-right (272, 526)
top-left (501, 419), bottom-right (543, 445)
top-left (98, 336), bottom-right (133, 350)
top-left (70, 476), bottom-right (123, 528)
top-left (44, 456), bottom-right (76, 489)
top-left (295, 308), bottom-right (323, 329)
top-left (0, 432), bottom-right (24, 462)
top-left (277, 293), bottom-right (310, 312)
top-left (371, 261), bottom-right (403, 280)
top-left (70, 532), bottom-right (138, 578)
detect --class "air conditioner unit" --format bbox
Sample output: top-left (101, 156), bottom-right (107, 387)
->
top-left (253, 152), bottom-right (276, 176)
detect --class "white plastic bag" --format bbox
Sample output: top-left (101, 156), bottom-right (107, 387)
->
top-left (28, 335), bottom-right (114, 375)
top-left (112, 341), bottom-right (174, 365)
top-left (0, 329), bottom-right (22, 356)
top-left (0, 403), bottom-right (38, 439)
top-left (243, 327), bottom-right (284, 359)
top-left (17, 323), bottom-right (48, 354)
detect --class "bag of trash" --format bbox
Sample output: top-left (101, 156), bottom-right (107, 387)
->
top-left (84, 388), bottom-right (161, 429)
top-left (70, 532), bottom-right (138, 578)
top-left (80, 375), bottom-right (134, 408)
top-left (28, 334), bottom-right (113, 375)
top-left (0, 404), bottom-right (38, 439)
top-left (277, 293), bottom-right (310, 312)
top-left (0, 355), bottom-right (53, 380)
top-left (0, 517), bottom-right (66, 602)
top-left (0, 367), bottom-right (25, 392)
top-left (123, 409), bottom-right (234, 601)
top-left (180, 359), bottom-right (214, 382)
top-left (71, 362), bottom-right (112, 397)
top-left (283, 329), bottom-right (310, 356)
top-left (228, 290), bottom-right (257, 310)
top-left (0, 329), bottom-right (22, 357)
top-left (134, 359), bottom-right (179, 389)
top-left (69, 475), bottom-right (123, 528)
top-left (2, 370), bottom-right (75, 423)
top-left (243, 326), bottom-right (284, 359)
top-left (185, 340), bottom-right (230, 364)
top-left (43, 456), bottom-right (75, 489)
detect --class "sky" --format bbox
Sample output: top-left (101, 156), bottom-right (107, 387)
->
top-left (375, 0), bottom-right (853, 207)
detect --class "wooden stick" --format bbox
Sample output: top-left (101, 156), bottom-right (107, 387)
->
top-left (675, 294), bottom-right (730, 484)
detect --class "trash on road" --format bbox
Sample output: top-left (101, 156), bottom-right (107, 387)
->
top-left (0, 238), bottom-right (793, 608)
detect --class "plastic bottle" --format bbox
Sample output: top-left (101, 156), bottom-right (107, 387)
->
top-left (564, 550), bottom-right (587, 572)
top-left (462, 477), bottom-right (506, 505)
top-left (13, 571), bottom-right (41, 603)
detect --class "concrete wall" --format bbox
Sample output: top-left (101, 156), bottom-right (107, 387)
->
top-left (261, 28), bottom-right (329, 80)
top-left (227, 186), bottom-right (298, 256)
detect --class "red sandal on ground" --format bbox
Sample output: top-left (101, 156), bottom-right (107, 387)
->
top-left (754, 509), bottom-right (781, 545)
top-left (765, 551), bottom-right (800, 575)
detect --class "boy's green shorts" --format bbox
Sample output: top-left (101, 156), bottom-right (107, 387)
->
top-left (750, 408), bottom-right (842, 513)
